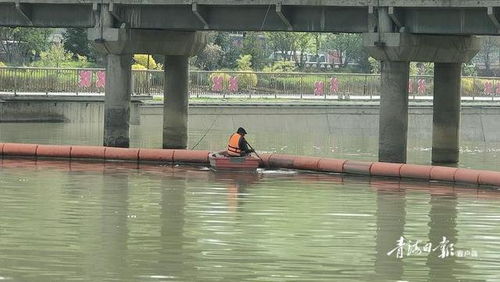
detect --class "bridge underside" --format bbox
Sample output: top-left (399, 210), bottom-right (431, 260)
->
top-left (0, 1), bottom-right (499, 35)
top-left (0, 0), bottom-right (498, 164)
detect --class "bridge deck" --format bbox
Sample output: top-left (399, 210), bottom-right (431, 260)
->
top-left (0, 1), bottom-right (498, 34)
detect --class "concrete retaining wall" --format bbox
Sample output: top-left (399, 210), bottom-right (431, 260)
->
top-left (144, 103), bottom-right (500, 142)
top-left (2, 98), bottom-right (500, 142)
top-left (0, 95), bottom-right (142, 124)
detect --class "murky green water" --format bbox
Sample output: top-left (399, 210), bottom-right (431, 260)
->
top-left (1, 118), bottom-right (500, 281)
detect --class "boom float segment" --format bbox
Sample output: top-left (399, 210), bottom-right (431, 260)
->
top-left (1, 142), bottom-right (500, 187)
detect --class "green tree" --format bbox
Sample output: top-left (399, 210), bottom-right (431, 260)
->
top-left (194, 43), bottom-right (223, 70)
top-left (323, 33), bottom-right (370, 71)
top-left (32, 43), bottom-right (91, 68)
top-left (476, 36), bottom-right (500, 76)
top-left (133, 54), bottom-right (158, 70)
top-left (295, 33), bottom-right (313, 68)
top-left (368, 57), bottom-right (380, 74)
top-left (263, 60), bottom-right (296, 72)
top-left (241, 32), bottom-right (268, 70)
top-left (462, 62), bottom-right (477, 76)
top-left (236, 54), bottom-right (253, 70)
top-left (266, 32), bottom-right (312, 69)
top-left (63, 28), bottom-right (98, 62)
top-left (235, 54), bottom-right (258, 88)
top-left (267, 32), bottom-right (296, 61)
top-left (213, 32), bottom-right (242, 69)
top-left (0, 27), bottom-right (52, 65)
top-left (32, 43), bottom-right (72, 67)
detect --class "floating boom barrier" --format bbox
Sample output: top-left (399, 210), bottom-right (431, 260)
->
top-left (1, 142), bottom-right (500, 188)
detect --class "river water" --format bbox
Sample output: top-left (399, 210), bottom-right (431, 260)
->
top-left (1, 117), bottom-right (500, 281)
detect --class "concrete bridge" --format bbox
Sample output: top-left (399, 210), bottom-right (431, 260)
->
top-left (1, 0), bottom-right (499, 165)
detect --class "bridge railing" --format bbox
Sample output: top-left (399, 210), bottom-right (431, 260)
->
top-left (1, 67), bottom-right (500, 99)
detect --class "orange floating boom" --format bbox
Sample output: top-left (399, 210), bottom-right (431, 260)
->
top-left (1, 142), bottom-right (500, 188)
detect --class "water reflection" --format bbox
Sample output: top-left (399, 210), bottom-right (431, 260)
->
top-left (426, 187), bottom-right (460, 281)
top-left (159, 173), bottom-right (188, 280)
top-left (373, 180), bottom-right (406, 280)
top-left (1, 160), bottom-right (500, 280)
top-left (98, 170), bottom-right (130, 280)
top-left (209, 171), bottom-right (262, 213)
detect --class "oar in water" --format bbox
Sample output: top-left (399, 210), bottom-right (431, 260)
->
top-left (247, 143), bottom-right (267, 168)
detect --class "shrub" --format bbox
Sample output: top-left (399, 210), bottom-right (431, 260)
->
top-left (462, 77), bottom-right (474, 95)
top-left (368, 57), bottom-right (380, 74)
top-left (236, 71), bottom-right (258, 89)
top-left (237, 55), bottom-right (253, 71)
top-left (132, 63), bottom-right (147, 70)
top-left (263, 60), bottom-right (297, 72)
top-left (209, 71), bottom-right (231, 91)
top-left (235, 54), bottom-right (258, 89)
top-left (133, 54), bottom-right (158, 69)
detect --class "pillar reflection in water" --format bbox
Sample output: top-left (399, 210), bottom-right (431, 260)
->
top-left (99, 170), bottom-right (130, 280)
top-left (159, 172), bottom-right (190, 280)
top-left (373, 180), bottom-right (406, 280)
top-left (426, 187), bottom-right (462, 281)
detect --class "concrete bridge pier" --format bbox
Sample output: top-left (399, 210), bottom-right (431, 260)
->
top-left (163, 55), bottom-right (189, 149)
top-left (378, 61), bottom-right (410, 163)
top-left (432, 63), bottom-right (461, 164)
top-left (89, 14), bottom-right (206, 148)
top-left (93, 5), bottom-right (133, 147)
top-left (103, 53), bottom-right (132, 147)
top-left (364, 29), bottom-right (479, 163)
top-left (368, 7), bottom-right (411, 163)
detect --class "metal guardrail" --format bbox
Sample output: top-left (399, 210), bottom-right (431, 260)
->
top-left (1, 67), bottom-right (500, 99)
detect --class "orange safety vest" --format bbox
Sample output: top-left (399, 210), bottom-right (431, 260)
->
top-left (227, 133), bottom-right (243, 156)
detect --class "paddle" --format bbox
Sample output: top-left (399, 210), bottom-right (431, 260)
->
top-left (247, 142), bottom-right (267, 168)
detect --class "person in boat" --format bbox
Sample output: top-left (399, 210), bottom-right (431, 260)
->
top-left (227, 127), bottom-right (254, 157)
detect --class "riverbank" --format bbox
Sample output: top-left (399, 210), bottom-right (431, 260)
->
top-left (3, 94), bottom-right (500, 143)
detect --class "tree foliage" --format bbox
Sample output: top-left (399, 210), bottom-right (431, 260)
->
top-left (194, 43), bottom-right (223, 70)
top-left (213, 32), bottom-right (242, 69)
top-left (133, 54), bottom-right (158, 70)
top-left (476, 36), bottom-right (500, 76)
top-left (263, 60), bottom-right (297, 72)
top-left (323, 33), bottom-right (370, 72)
top-left (266, 32), bottom-right (312, 68)
top-left (235, 54), bottom-right (258, 88)
top-left (241, 32), bottom-right (268, 70)
top-left (31, 43), bottom-right (91, 68)
top-left (0, 27), bottom-right (52, 65)
top-left (63, 28), bottom-right (98, 62)
top-left (236, 54), bottom-right (253, 70)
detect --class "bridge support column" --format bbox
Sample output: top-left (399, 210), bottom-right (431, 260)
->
top-left (364, 31), bottom-right (479, 164)
top-left (378, 61), bottom-right (410, 163)
top-left (163, 55), bottom-right (189, 149)
top-left (432, 63), bottom-right (461, 164)
top-left (89, 25), bottom-right (206, 149)
top-left (104, 54), bottom-right (132, 147)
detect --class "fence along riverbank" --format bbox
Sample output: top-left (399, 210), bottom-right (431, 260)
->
top-left (1, 142), bottom-right (500, 188)
top-left (1, 67), bottom-right (500, 100)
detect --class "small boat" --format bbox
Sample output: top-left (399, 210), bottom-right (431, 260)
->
top-left (209, 151), bottom-right (260, 172)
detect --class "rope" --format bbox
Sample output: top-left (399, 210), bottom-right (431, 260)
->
top-left (190, 114), bottom-right (219, 150)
